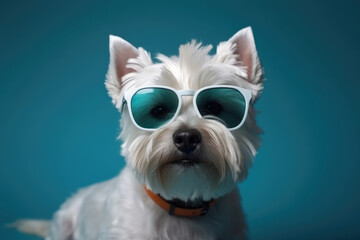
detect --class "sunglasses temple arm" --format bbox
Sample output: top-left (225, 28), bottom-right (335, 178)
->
top-left (120, 98), bottom-right (126, 112)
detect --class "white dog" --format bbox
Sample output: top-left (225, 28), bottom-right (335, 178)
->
top-left (13, 26), bottom-right (264, 240)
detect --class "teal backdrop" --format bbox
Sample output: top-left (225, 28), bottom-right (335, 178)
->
top-left (1, 0), bottom-right (359, 239)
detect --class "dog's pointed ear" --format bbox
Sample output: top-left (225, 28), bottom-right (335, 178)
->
top-left (105, 35), bottom-right (139, 110)
top-left (217, 27), bottom-right (263, 86)
top-left (229, 27), bottom-right (263, 84)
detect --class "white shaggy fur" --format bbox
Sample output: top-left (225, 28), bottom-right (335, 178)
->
top-left (13, 26), bottom-right (264, 239)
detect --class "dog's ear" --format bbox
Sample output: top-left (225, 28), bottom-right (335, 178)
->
top-left (105, 35), bottom-right (139, 110)
top-left (229, 27), bottom-right (263, 85)
top-left (216, 27), bottom-right (263, 87)
top-left (110, 35), bottom-right (139, 84)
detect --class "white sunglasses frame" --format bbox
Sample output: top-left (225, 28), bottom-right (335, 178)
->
top-left (122, 85), bottom-right (252, 131)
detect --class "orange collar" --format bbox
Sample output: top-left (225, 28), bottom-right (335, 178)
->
top-left (144, 187), bottom-right (216, 217)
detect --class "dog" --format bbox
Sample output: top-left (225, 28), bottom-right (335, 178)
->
top-left (12, 26), bottom-right (264, 240)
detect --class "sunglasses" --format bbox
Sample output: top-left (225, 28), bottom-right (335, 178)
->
top-left (122, 85), bottom-right (252, 131)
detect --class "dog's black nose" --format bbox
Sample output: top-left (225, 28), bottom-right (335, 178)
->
top-left (173, 129), bottom-right (202, 153)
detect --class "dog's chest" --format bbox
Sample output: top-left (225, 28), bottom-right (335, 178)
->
top-left (95, 168), bottom-right (222, 239)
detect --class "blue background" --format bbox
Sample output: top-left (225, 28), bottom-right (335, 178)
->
top-left (1, 0), bottom-right (359, 239)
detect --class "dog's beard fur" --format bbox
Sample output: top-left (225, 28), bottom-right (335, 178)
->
top-left (106, 27), bottom-right (263, 202)
top-left (123, 115), bottom-right (241, 201)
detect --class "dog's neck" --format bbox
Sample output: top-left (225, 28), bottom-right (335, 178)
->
top-left (144, 187), bottom-right (216, 217)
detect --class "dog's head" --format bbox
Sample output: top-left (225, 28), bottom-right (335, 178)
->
top-left (105, 27), bottom-right (263, 201)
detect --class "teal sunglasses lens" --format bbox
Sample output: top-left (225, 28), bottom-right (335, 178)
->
top-left (196, 88), bottom-right (246, 128)
top-left (130, 88), bottom-right (179, 129)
